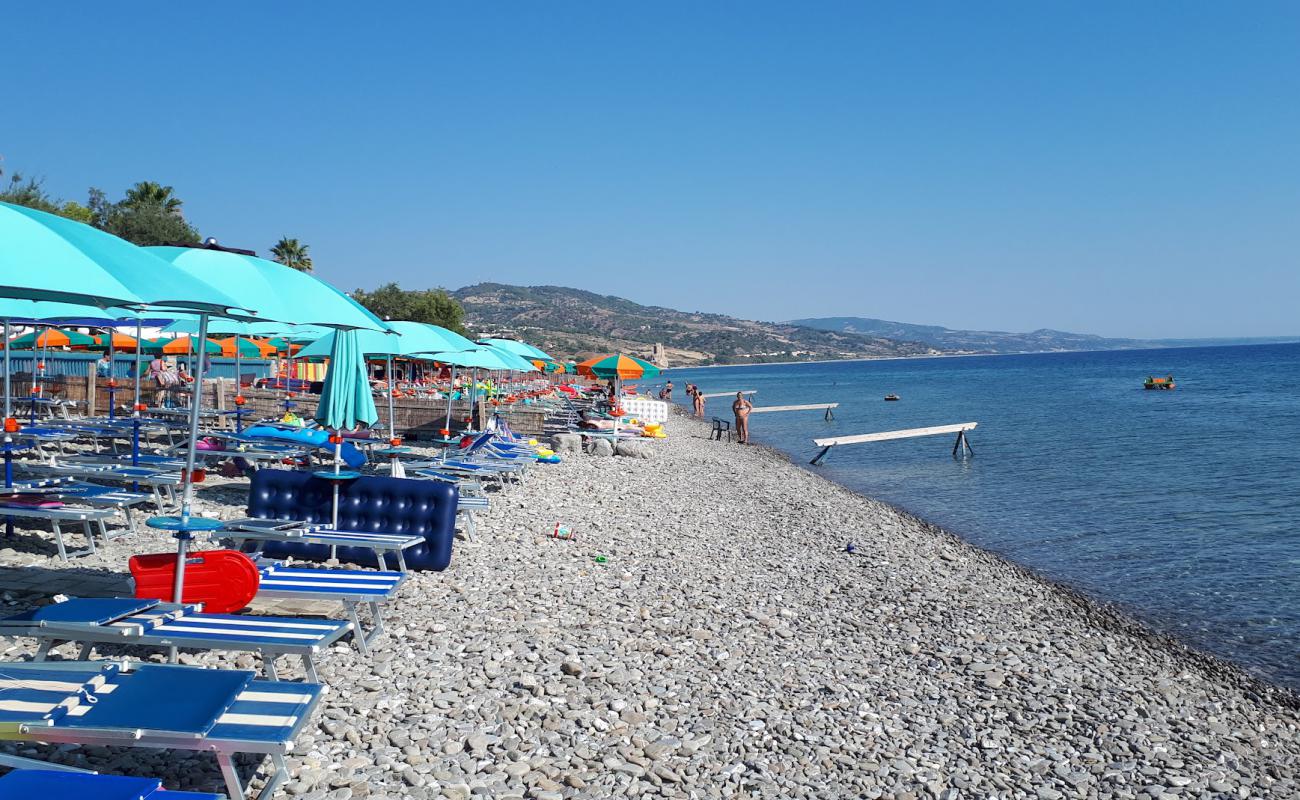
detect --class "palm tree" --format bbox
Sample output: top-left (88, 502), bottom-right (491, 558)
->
top-left (270, 237), bottom-right (313, 272)
top-left (123, 181), bottom-right (183, 215)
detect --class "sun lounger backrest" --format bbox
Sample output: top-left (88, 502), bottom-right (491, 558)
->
top-left (247, 470), bottom-right (457, 570)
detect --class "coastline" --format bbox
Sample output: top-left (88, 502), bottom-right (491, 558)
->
top-left (663, 338), bottom-right (1300, 371)
top-left (0, 413), bottom-right (1297, 796)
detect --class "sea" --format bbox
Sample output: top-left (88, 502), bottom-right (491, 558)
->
top-left (662, 342), bottom-right (1300, 690)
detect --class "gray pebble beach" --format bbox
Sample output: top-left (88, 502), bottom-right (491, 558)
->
top-left (1, 410), bottom-right (1298, 798)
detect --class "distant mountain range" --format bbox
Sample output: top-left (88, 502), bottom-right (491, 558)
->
top-left (789, 316), bottom-right (1300, 355)
top-left (452, 284), bottom-right (933, 365)
top-left (449, 283), bottom-right (1296, 366)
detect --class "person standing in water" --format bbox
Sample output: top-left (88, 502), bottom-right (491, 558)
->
top-left (694, 386), bottom-right (706, 418)
top-left (732, 391), bottom-right (752, 443)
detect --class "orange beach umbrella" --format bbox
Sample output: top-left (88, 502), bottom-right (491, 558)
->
top-left (90, 332), bottom-right (141, 351)
top-left (161, 335), bottom-right (223, 355)
top-left (576, 353), bottom-right (662, 381)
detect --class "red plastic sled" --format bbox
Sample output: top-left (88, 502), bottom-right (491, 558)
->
top-left (128, 549), bottom-right (260, 614)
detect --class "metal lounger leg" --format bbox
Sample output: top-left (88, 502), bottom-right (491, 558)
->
top-left (346, 600), bottom-right (370, 656)
top-left (83, 521), bottom-right (96, 555)
top-left (217, 751), bottom-right (247, 800)
top-left (51, 520), bottom-right (68, 562)
top-left (301, 653), bottom-right (319, 683)
top-left (77, 642), bottom-right (93, 660)
top-left (373, 548), bottom-right (388, 571)
top-left (34, 639), bottom-right (54, 661)
top-left (395, 547), bottom-right (407, 572)
top-left (367, 599), bottom-right (386, 642)
top-left (257, 752), bottom-right (289, 800)
top-left (264, 655), bottom-right (279, 681)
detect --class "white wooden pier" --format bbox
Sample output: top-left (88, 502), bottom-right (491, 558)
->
top-left (750, 402), bottom-right (839, 420)
top-left (700, 390), bottom-right (757, 399)
top-left (810, 422), bottom-right (977, 464)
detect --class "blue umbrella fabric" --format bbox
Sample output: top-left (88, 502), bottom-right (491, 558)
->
top-left (145, 247), bottom-right (388, 332)
top-left (479, 337), bottom-right (552, 361)
top-left (316, 329), bottom-right (379, 430)
top-left (0, 202), bottom-right (249, 314)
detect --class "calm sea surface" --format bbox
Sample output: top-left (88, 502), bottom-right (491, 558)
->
top-left (663, 343), bottom-right (1300, 689)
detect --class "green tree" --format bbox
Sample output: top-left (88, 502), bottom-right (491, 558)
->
top-left (270, 237), bottom-right (313, 272)
top-left (352, 282), bottom-right (465, 332)
top-left (89, 186), bottom-right (201, 246)
top-left (0, 172), bottom-right (93, 223)
top-left (122, 181), bottom-right (183, 214)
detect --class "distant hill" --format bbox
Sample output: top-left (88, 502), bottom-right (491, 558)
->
top-left (788, 316), bottom-right (1153, 354)
top-left (452, 284), bottom-right (936, 366)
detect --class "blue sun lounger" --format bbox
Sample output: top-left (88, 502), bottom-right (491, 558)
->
top-left (0, 659), bottom-right (322, 800)
top-left (0, 769), bottom-right (221, 799)
top-left (255, 562), bottom-right (405, 655)
top-left (0, 597), bottom-right (352, 682)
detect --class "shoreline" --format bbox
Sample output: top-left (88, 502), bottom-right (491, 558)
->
top-left (662, 338), bottom-right (1300, 371)
top-left (732, 411), bottom-right (1300, 706)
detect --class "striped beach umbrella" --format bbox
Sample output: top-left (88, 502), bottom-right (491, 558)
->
top-left (219, 336), bottom-right (276, 358)
top-left (6, 328), bottom-right (96, 349)
top-left (576, 354), bottom-right (661, 381)
top-left (161, 336), bottom-right (223, 355)
top-left (89, 332), bottom-right (141, 351)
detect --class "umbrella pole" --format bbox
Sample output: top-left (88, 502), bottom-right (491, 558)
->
top-left (132, 319), bottom-right (143, 472)
top-left (387, 355), bottom-right (396, 440)
top-left (107, 326), bottom-right (116, 420)
top-left (444, 365), bottom-right (457, 434)
top-left (3, 318), bottom-right (10, 421)
top-left (3, 319), bottom-right (10, 497)
top-left (234, 340), bottom-right (242, 432)
top-left (173, 312), bottom-right (210, 602)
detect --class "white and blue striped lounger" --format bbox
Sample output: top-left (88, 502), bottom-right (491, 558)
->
top-left (222, 520), bottom-right (425, 572)
top-left (0, 659), bottom-right (322, 800)
top-left (17, 477), bottom-right (152, 537)
top-left (0, 769), bottom-right (222, 799)
top-left (255, 562), bottom-right (406, 655)
top-left (0, 501), bottom-right (116, 561)
top-left (0, 597), bottom-right (352, 682)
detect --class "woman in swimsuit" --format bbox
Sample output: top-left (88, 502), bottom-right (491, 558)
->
top-left (732, 391), bottom-right (752, 443)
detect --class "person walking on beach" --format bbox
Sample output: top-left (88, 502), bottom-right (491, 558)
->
top-left (663, 380), bottom-right (673, 401)
top-left (732, 391), bottom-right (752, 443)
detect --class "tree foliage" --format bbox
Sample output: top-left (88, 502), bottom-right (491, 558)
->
top-left (352, 282), bottom-right (465, 332)
top-left (0, 173), bottom-right (92, 222)
top-left (270, 237), bottom-right (313, 271)
top-left (89, 186), bottom-right (200, 246)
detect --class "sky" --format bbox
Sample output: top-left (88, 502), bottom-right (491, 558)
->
top-left (3, 2), bottom-right (1298, 339)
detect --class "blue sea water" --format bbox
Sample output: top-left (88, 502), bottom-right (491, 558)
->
top-left (663, 343), bottom-right (1300, 689)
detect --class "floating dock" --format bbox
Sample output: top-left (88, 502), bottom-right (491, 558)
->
top-left (810, 422), bottom-right (977, 465)
top-left (700, 390), bottom-right (757, 399)
top-left (750, 402), bottom-right (838, 420)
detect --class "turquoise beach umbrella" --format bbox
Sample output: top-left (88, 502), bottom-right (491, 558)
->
top-left (296, 321), bottom-right (474, 359)
top-left (479, 337), bottom-right (553, 361)
top-left (316, 329), bottom-right (379, 430)
top-left (146, 247), bottom-right (388, 332)
top-left (0, 202), bottom-right (248, 314)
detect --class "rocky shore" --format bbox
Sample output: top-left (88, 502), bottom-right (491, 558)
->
top-left (1, 411), bottom-right (1299, 798)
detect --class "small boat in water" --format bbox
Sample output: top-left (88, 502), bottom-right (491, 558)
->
top-left (1144, 375), bottom-right (1175, 390)
top-left (884, 394), bottom-right (900, 401)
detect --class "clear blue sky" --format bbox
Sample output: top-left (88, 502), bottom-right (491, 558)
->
top-left (4, 3), bottom-right (1297, 338)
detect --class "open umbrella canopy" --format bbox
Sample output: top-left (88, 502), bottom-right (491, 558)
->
top-left (146, 247), bottom-right (388, 332)
top-left (219, 336), bottom-right (276, 358)
top-left (161, 317), bottom-right (331, 341)
top-left (0, 202), bottom-right (252, 314)
top-left (89, 332), bottom-right (141, 350)
top-left (429, 346), bottom-right (529, 371)
top-left (6, 328), bottom-right (96, 349)
top-left (479, 337), bottom-right (553, 361)
top-left (160, 336), bottom-right (222, 355)
top-left (296, 321), bottom-right (474, 360)
top-left (482, 344), bottom-right (540, 372)
top-left (316, 329), bottom-right (379, 429)
top-left (577, 354), bottom-right (661, 381)
top-left (532, 359), bottom-right (565, 373)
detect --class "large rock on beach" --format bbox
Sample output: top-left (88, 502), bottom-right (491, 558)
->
top-left (613, 441), bottom-right (652, 458)
top-left (587, 437), bottom-right (614, 456)
top-left (550, 433), bottom-right (582, 455)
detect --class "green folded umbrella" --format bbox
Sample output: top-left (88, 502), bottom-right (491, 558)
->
top-left (6, 328), bottom-right (96, 349)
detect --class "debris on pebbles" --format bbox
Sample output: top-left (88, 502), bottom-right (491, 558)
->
top-left (1, 412), bottom-right (1298, 797)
